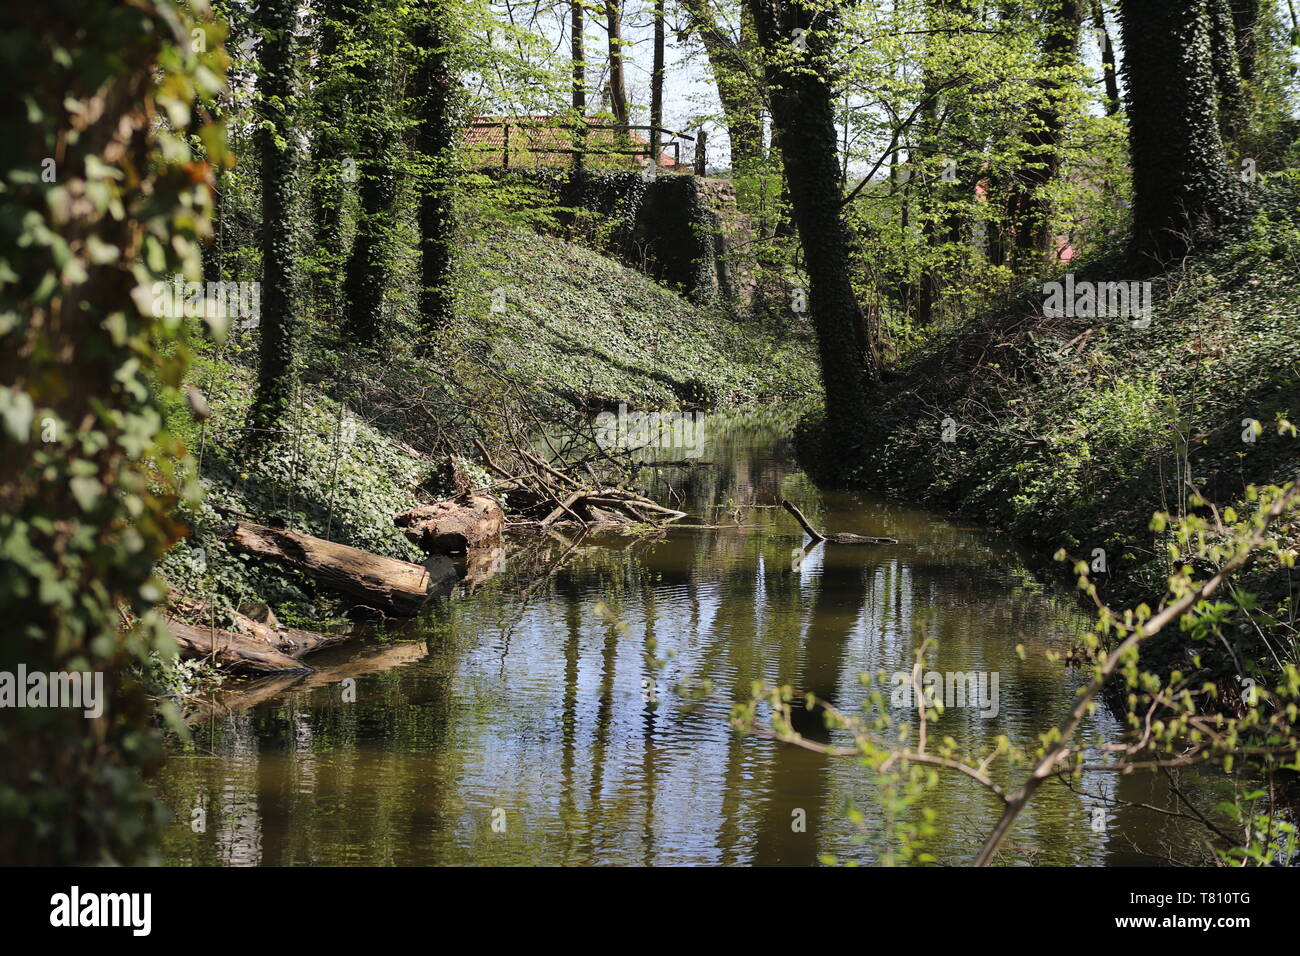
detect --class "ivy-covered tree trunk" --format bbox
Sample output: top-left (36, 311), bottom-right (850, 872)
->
top-left (413, 0), bottom-right (458, 332)
top-left (681, 0), bottom-right (766, 183)
top-left (571, 0), bottom-right (588, 166)
top-left (342, 142), bottom-right (398, 342)
top-left (250, 0), bottom-right (299, 435)
top-left (1229, 0), bottom-right (1260, 83)
top-left (747, 0), bottom-right (875, 443)
top-left (1118, 0), bottom-right (1248, 265)
top-left (0, 0), bottom-right (225, 864)
top-left (1208, 0), bottom-right (1246, 144)
top-left (308, 0), bottom-right (358, 313)
top-left (342, 12), bottom-right (402, 344)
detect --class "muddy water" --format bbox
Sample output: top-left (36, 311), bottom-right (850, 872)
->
top-left (155, 416), bottom-right (1216, 866)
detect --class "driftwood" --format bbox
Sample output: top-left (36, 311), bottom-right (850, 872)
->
top-left (165, 587), bottom-right (353, 669)
top-left (780, 499), bottom-right (899, 546)
top-left (230, 611), bottom-right (351, 658)
top-left (226, 521), bottom-right (446, 615)
top-left (473, 436), bottom-right (687, 529)
top-left (168, 620), bottom-right (312, 675)
top-left (532, 487), bottom-right (687, 527)
top-left (394, 494), bottom-right (504, 553)
top-left (166, 604), bottom-right (356, 675)
top-left (186, 640), bottom-right (432, 723)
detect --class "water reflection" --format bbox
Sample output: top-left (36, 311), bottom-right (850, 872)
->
top-left (156, 417), bottom-right (1215, 866)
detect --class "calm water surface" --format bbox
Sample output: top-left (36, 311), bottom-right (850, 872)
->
top-left (156, 417), bottom-right (1216, 865)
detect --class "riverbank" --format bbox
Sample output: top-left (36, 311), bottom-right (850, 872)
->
top-left (838, 178), bottom-right (1300, 692)
top-left (160, 420), bottom-right (1192, 867)
top-left (150, 228), bottom-right (819, 696)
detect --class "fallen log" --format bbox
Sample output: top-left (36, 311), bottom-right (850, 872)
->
top-left (230, 611), bottom-right (351, 659)
top-left (539, 490), bottom-right (586, 527)
top-left (186, 673), bottom-right (307, 721)
top-left (780, 499), bottom-right (899, 546)
top-left (186, 640), bottom-right (432, 723)
top-left (168, 620), bottom-right (312, 675)
top-left (394, 494), bottom-right (505, 553)
top-left (227, 521), bottom-right (442, 615)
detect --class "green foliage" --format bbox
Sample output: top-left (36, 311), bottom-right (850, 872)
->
top-left (0, 0), bottom-right (228, 864)
top-left (157, 347), bottom-right (433, 625)
top-left (1007, 373), bottom-right (1166, 526)
top-left (857, 179), bottom-right (1300, 556)
top-left (736, 484), bottom-right (1300, 866)
top-left (1217, 797), bottom-right (1299, 866)
top-left (444, 228), bottom-right (819, 411)
top-left (158, 227), bottom-right (815, 624)
top-left (837, 0), bottom-right (1130, 348)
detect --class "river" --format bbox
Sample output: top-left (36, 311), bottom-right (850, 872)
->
top-left (155, 414), bottom-right (1218, 865)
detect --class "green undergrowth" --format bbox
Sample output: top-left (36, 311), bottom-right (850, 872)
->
top-left (156, 355), bottom-right (434, 633)
top-left (843, 176), bottom-right (1300, 689)
top-left (442, 228), bottom-right (818, 412)
top-left (155, 227), bottom-right (819, 634)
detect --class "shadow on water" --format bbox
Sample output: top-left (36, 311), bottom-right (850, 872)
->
top-left (155, 415), bottom-right (1221, 866)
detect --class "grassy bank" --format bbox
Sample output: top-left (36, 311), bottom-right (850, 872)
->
top-left (155, 227), bottom-right (818, 639)
top-left (841, 178), bottom-right (1300, 687)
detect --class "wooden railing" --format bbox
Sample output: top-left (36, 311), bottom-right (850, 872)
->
top-left (467, 120), bottom-right (700, 173)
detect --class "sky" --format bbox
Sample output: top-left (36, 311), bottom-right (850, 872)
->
top-left (489, 0), bottom-right (1121, 176)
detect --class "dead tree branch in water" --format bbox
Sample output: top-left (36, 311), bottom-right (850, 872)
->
top-left (780, 499), bottom-right (898, 545)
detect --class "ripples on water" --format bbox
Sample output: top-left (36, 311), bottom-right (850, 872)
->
top-left (157, 417), bottom-right (1220, 866)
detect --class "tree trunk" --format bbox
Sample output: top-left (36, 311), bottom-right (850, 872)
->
top-left (571, 0), bottom-right (587, 166)
top-left (1208, 0), bottom-right (1245, 145)
top-left (747, 0), bottom-right (875, 442)
top-left (1011, 0), bottom-right (1083, 263)
top-left (342, 128), bottom-right (398, 343)
top-left (1229, 0), bottom-right (1260, 83)
top-left (309, 0), bottom-right (355, 312)
top-left (1118, 0), bottom-right (1248, 265)
top-left (1091, 0), bottom-right (1121, 115)
top-left (915, 4), bottom-right (948, 325)
top-left (680, 0), bottom-right (765, 183)
top-left (604, 0), bottom-right (629, 127)
top-left (227, 521), bottom-right (453, 615)
top-left (413, 0), bottom-right (458, 333)
top-left (0, 0), bottom-right (224, 865)
top-left (650, 0), bottom-right (666, 158)
top-left (342, 13), bottom-right (401, 344)
top-left (250, 0), bottom-right (298, 437)
top-left (167, 620), bottom-right (313, 675)
top-left (394, 494), bottom-right (505, 553)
